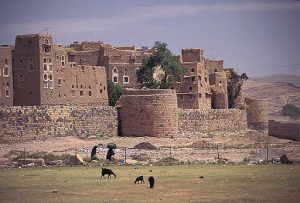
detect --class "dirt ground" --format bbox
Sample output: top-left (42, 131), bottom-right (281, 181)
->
top-left (1, 130), bottom-right (299, 164)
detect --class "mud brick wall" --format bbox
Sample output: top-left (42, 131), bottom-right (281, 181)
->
top-left (0, 105), bottom-right (117, 143)
top-left (179, 109), bottom-right (247, 133)
top-left (269, 120), bottom-right (300, 141)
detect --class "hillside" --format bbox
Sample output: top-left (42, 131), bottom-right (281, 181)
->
top-left (242, 74), bottom-right (300, 114)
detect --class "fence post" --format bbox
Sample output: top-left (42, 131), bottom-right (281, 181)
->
top-left (266, 142), bottom-right (269, 163)
top-left (217, 144), bottom-right (220, 162)
top-left (124, 147), bottom-right (127, 165)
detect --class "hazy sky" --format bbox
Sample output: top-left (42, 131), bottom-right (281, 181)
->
top-left (0, 0), bottom-right (299, 76)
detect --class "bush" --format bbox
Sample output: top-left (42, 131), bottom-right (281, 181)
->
top-left (281, 104), bottom-right (300, 119)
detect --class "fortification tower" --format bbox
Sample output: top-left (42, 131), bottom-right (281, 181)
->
top-left (117, 89), bottom-right (178, 137)
top-left (209, 71), bottom-right (228, 109)
top-left (245, 97), bottom-right (269, 129)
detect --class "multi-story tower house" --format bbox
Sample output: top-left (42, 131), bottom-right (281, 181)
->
top-left (206, 59), bottom-right (228, 109)
top-left (13, 34), bottom-right (108, 106)
top-left (0, 45), bottom-right (14, 106)
top-left (174, 49), bottom-right (211, 109)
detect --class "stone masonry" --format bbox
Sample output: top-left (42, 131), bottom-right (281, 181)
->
top-left (269, 120), bottom-right (300, 141)
top-left (0, 105), bottom-right (117, 143)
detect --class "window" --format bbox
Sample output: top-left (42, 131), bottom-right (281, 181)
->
top-left (45, 39), bottom-right (50, 45)
top-left (43, 74), bottom-right (47, 80)
top-left (135, 68), bottom-right (140, 75)
top-left (44, 81), bottom-right (48, 89)
top-left (48, 81), bottom-right (54, 89)
top-left (215, 69), bottom-right (218, 72)
top-left (48, 58), bottom-right (51, 63)
top-left (44, 58), bottom-right (47, 63)
top-left (191, 68), bottom-right (195, 73)
top-left (198, 76), bottom-right (201, 81)
top-left (6, 82), bottom-right (9, 87)
top-left (48, 64), bottom-right (53, 71)
top-left (43, 64), bottom-right (47, 71)
top-left (199, 93), bottom-right (202, 98)
top-left (62, 61), bottom-right (65, 67)
top-left (71, 90), bottom-right (75, 97)
top-left (4, 59), bottom-right (8, 65)
top-left (80, 90), bottom-right (83, 96)
top-left (189, 86), bottom-right (192, 91)
top-left (88, 85), bottom-right (91, 89)
top-left (89, 91), bottom-right (92, 96)
top-left (48, 74), bottom-right (53, 81)
top-left (205, 77), bottom-right (208, 83)
top-left (5, 90), bottom-right (9, 97)
top-left (28, 63), bottom-right (34, 72)
top-left (123, 69), bottom-right (129, 84)
top-left (3, 66), bottom-right (9, 77)
top-left (58, 94), bottom-right (61, 98)
top-left (113, 76), bottom-right (118, 83)
top-left (58, 78), bottom-right (62, 86)
top-left (113, 67), bottom-right (118, 74)
top-left (191, 76), bottom-right (195, 81)
top-left (100, 89), bottom-right (103, 94)
top-left (104, 86), bottom-right (106, 90)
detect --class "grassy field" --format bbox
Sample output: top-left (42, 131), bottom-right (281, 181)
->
top-left (0, 164), bottom-right (300, 203)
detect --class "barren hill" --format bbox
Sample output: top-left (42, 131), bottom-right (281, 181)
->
top-left (242, 74), bottom-right (300, 114)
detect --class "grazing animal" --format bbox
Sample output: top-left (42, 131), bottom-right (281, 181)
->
top-left (199, 176), bottom-right (204, 179)
top-left (148, 176), bottom-right (155, 188)
top-left (134, 176), bottom-right (144, 184)
top-left (101, 168), bottom-right (116, 178)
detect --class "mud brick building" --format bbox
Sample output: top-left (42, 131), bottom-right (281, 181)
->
top-left (0, 45), bottom-right (14, 106)
top-left (12, 34), bottom-right (108, 106)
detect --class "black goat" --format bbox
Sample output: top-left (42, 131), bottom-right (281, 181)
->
top-left (134, 176), bottom-right (144, 184)
top-left (101, 168), bottom-right (116, 178)
top-left (148, 176), bottom-right (155, 188)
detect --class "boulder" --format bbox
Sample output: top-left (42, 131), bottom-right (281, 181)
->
top-left (67, 154), bottom-right (85, 165)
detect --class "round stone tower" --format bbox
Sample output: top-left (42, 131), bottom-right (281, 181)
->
top-left (245, 97), bottom-right (269, 129)
top-left (117, 89), bottom-right (178, 137)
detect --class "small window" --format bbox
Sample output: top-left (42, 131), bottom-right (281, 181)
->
top-left (104, 86), bottom-right (106, 90)
top-left (6, 82), bottom-right (9, 87)
top-left (80, 85), bottom-right (83, 89)
top-left (4, 59), bottom-right (8, 65)
top-left (113, 76), bottom-right (118, 83)
top-left (62, 61), bottom-right (65, 67)
top-left (80, 90), bottom-right (84, 96)
top-left (44, 58), bottom-right (47, 63)
top-left (89, 91), bottom-right (92, 96)
top-left (44, 81), bottom-right (48, 89)
top-left (88, 85), bottom-right (91, 89)
top-left (189, 86), bottom-right (192, 91)
top-left (135, 68), bottom-right (140, 75)
top-left (123, 76), bottom-right (129, 84)
top-left (198, 76), bottom-right (201, 81)
top-left (72, 85), bottom-right (74, 88)
top-left (100, 89), bottom-right (103, 94)
top-left (48, 81), bottom-right (54, 89)
top-left (5, 90), bottom-right (9, 97)
top-left (43, 74), bottom-right (47, 81)
top-left (199, 93), bottom-right (202, 98)
top-left (3, 66), bottom-right (9, 77)
top-left (113, 67), bottom-right (118, 74)
top-left (48, 58), bottom-right (51, 63)
top-left (28, 63), bottom-right (34, 72)
top-left (191, 68), bottom-right (195, 73)
top-left (71, 90), bottom-right (75, 97)
top-left (48, 64), bottom-right (53, 71)
top-left (191, 76), bottom-right (195, 81)
top-left (58, 79), bottom-right (62, 86)
top-left (58, 93), bottom-right (61, 98)
top-left (48, 74), bottom-right (53, 81)
top-left (215, 69), bottom-right (218, 72)
top-left (43, 64), bottom-right (47, 71)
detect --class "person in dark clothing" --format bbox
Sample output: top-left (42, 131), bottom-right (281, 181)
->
top-left (106, 148), bottom-right (115, 161)
top-left (90, 145), bottom-right (99, 162)
top-left (148, 176), bottom-right (155, 188)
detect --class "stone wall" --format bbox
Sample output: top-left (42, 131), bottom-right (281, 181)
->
top-left (0, 105), bottom-right (117, 143)
top-left (269, 120), bottom-right (300, 141)
top-left (117, 89), bottom-right (178, 137)
top-left (179, 109), bottom-right (247, 133)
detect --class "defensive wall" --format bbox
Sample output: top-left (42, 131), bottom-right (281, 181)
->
top-left (269, 120), bottom-right (300, 141)
top-left (0, 105), bottom-right (117, 143)
top-left (179, 109), bottom-right (247, 133)
top-left (245, 97), bottom-right (269, 129)
top-left (117, 89), bottom-right (179, 137)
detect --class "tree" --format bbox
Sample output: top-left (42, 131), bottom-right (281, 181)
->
top-left (137, 41), bottom-right (186, 89)
top-left (107, 79), bottom-right (123, 106)
top-left (227, 71), bottom-right (248, 108)
top-left (281, 104), bottom-right (300, 120)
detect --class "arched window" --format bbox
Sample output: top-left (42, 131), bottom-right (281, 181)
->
top-left (112, 67), bottom-right (118, 83)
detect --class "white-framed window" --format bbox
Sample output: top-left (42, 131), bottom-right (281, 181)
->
top-left (48, 63), bottom-right (53, 71)
top-left (112, 67), bottom-right (118, 84)
top-left (5, 89), bottom-right (9, 97)
top-left (3, 65), bottom-right (9, 77)
top-left (48, 81), bottom-right (54, 89)
top-left (123, 69), bottom-right (129, 84)
top-left (58, 78), bottom-right (62, 86)
top-left (135, 67), bottom-right (140, 75)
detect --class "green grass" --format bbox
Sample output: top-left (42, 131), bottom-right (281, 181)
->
top-left (0, 164), bottom-right (300, 203)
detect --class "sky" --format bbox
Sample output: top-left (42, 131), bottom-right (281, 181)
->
top-left (0, 0), bottom-right (299, 77)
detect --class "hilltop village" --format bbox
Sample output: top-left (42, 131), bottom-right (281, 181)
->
top-left (0, 33), bottom-right (298, 143)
